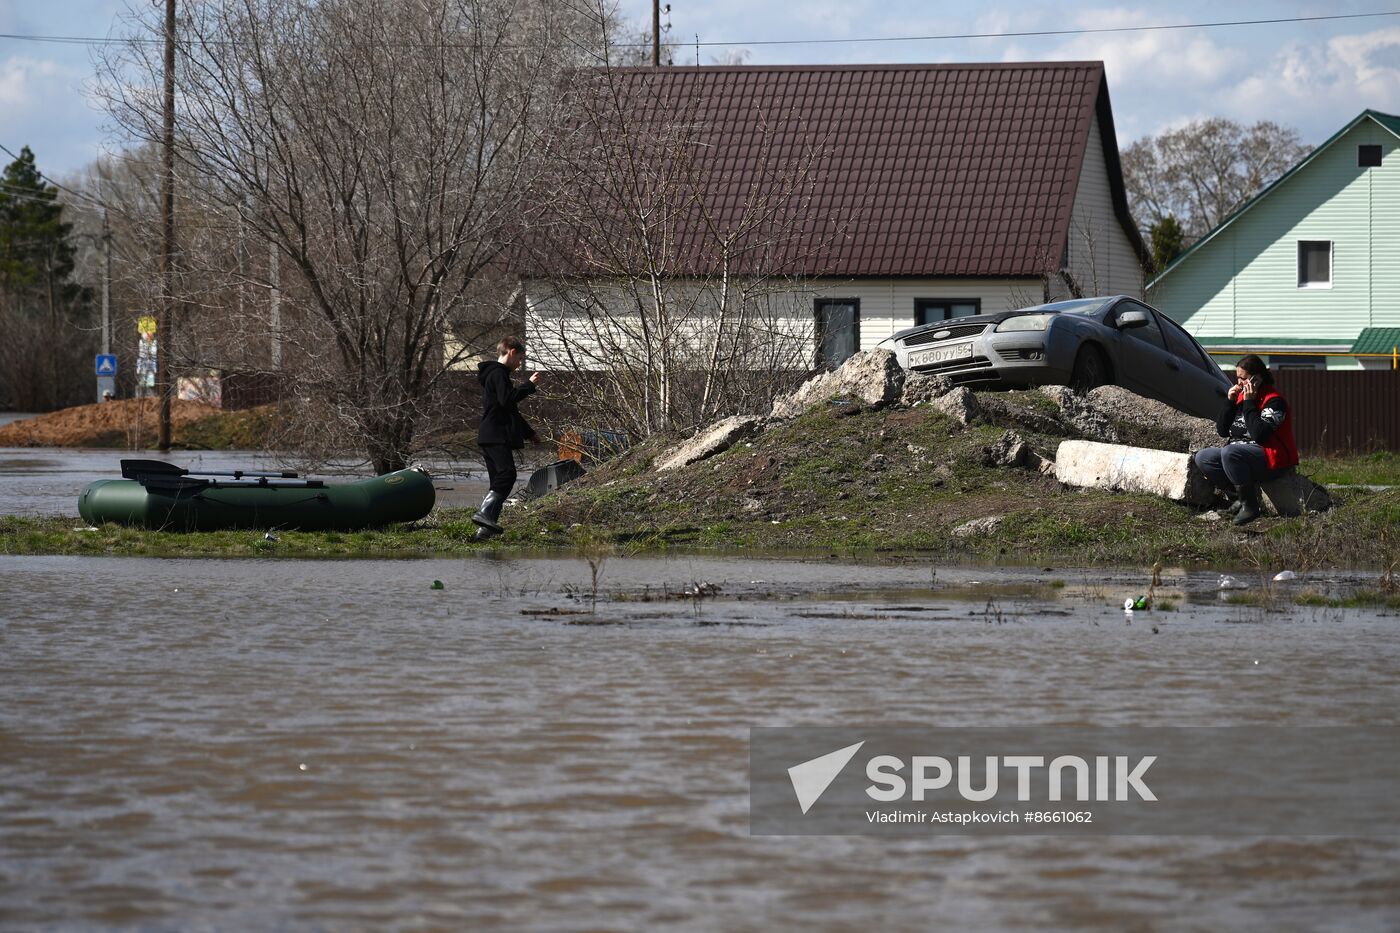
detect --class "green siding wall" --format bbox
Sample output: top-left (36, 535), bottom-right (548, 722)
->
top-left (1150, 117), bottom-right (1400, 349)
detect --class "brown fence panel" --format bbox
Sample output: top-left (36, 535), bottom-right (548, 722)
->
top-left (220, 371), bottom-right (284, 410)
top-left (1272, 370), bottom-right (1400, 456)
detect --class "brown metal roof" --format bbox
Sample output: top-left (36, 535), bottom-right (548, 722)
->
top-left (542, 62), bottom-right (1133, 279)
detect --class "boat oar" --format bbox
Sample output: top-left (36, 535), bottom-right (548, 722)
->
top-left (120, 459), bottom-right (299, 481)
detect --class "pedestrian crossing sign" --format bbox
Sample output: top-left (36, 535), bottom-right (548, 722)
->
top-left (95, 354), bottom-right (118, 376)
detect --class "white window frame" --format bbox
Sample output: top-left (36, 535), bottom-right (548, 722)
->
top-left (1297, 240), bottom-right (1333, 289)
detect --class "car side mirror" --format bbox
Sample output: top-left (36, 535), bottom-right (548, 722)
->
top-left (1117, 310), bottom-right (1149, 329)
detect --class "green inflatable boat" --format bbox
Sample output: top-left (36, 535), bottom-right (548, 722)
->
top-left (79, 459), bottom-right (435, 532)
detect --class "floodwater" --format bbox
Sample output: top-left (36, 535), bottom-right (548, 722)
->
top-left (4, 555), bottom-right (1400, 930)
top-left (0, 446), bottom-right (489, 516)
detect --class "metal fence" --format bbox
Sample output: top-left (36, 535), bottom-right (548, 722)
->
top-left (1272, 370), bottom-right (1400, 455)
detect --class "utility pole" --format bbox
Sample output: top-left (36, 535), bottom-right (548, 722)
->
top-left (157, 0), bottom-right (176, 450)
top-left (101, 204), bottom-right (111, 357)
top-left (652, 0), bottom-right (660, 67)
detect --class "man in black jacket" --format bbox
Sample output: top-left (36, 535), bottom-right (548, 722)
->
top-left (473, 336), bottom-right (542, 540)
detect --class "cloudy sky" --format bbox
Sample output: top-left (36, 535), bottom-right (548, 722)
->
top-left (3, 1), bottom-right (1399, 180)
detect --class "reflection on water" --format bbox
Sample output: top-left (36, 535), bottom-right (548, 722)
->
top-left (3, 555), bottom-right (1400, 929)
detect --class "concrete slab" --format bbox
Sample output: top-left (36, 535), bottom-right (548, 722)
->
top-left (1053, 439), bottom-right (1214, 505)
top-left (655, 415), bottom-right (765, 472)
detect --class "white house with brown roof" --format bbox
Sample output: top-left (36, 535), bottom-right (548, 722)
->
top-left (516, 61), bottom-right (1147, 373)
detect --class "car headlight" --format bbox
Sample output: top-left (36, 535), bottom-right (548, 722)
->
top-left (994, 314), bottom-right (1054, 332)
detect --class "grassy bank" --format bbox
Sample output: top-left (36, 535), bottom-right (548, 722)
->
top-left (5, 393), bottom-right (1399, 570)
top-left (501, 401), bottom-right (1400, 569)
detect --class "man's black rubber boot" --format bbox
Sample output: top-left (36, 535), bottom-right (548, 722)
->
top-left (1224, 496), bottom-right (1246, 515)
top-left (1233, 485), bottom-right (1262, 525)
top-left (472, 491), bottom-right (505, 533)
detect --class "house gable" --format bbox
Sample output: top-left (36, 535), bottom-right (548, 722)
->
top-left (1064, 104), bottom-right (1147, 298)
top-left (1149, 111), bottom-right (1400, 347)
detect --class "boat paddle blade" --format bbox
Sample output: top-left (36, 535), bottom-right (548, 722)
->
top-left (121, 459), bottom-right (186, 479)
top-left (119, 459), bottom-right (299, 480)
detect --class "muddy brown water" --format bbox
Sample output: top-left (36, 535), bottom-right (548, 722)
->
top-left (3, 555), bottom-right (1400, 930)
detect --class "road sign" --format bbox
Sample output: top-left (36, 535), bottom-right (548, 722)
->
top-left (95, 354), bottom-right (118, 376)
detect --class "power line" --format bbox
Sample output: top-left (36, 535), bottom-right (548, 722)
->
top-left (0, 141), bottom-right (106, 210)
top-left (1, 10), bottom-right (1398, 50)
top-left (713, 10), bottom-right (1400, 48)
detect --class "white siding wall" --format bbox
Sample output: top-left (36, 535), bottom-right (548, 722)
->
top-left (1064, 111), bottom-right (1145, 299)
top-left (515, 276), bottom-right (1044, 370)
top-left (807, 277), bottom-right (1046, 350)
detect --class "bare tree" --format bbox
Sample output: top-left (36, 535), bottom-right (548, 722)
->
top-left (524, 31), bottom-right (838, 440)
top-left (1122, 118), bottom-right (1311, 242)
top-left (96, 0), bottom-right (594, 472)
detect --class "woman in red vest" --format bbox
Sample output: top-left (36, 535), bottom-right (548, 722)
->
top-left (1192, 354), bottom-right (1299, 526)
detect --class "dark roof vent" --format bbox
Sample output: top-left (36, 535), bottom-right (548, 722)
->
top-left (1359, 144), bottom-right (1382, 167)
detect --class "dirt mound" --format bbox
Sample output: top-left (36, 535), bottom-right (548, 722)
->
top-left (0, 399), bottom-right (224, 448)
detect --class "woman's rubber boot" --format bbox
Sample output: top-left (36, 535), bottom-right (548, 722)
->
top-left (472, 491), bottom-right (505, 539)
top-left (1232, 485), bottom-right (1262, 526)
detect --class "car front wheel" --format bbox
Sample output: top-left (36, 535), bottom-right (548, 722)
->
top-left (1069, 345), bottom-right (1110, 391)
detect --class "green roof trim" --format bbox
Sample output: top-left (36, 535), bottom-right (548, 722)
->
top-left (1147, 109), bottom-right (1400, 288)
top-left (1372, 111), bottom-right (1400, 137)
top-left (1195, 336), bottom-right (1345, 346)
top-left (1350, 328), bottom-right (1400, 354)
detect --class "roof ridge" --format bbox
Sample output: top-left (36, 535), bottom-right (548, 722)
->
top-left (613, 61), bottom-right (1104, 74)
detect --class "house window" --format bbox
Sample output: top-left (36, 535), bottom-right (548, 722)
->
top-left (815, 298), bottom-right (859, 370)
top-left (1359, 145), bottom-right (1382, 167)
top-left (914, 299), bottom-right (980, 326)
top-left (1298, 241), bottom-right (1332, 288)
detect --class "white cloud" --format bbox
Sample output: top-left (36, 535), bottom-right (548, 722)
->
top-left (1003, 6), bottom-right (1237, 89)
top-left (0, 55), bottom-right (73, 110)
top-left (0, 54), bottom-right (106, 172)
top-left (1229, 27), bottom-right (1400, 129)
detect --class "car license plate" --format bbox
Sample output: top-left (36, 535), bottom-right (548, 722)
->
top-left (909, 341), bottom-right (974, 368)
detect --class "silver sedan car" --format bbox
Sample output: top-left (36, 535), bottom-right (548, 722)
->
top-left (877, 296), bottom-right (1231, 419)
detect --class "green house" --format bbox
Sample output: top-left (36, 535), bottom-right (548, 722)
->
top-left (1148, 110), bottom-right (1400, 371)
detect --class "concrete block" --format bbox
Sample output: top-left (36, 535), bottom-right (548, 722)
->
top-left (984, 430), bottom-right (1029, 467)
top-left (770, 350), bottom-right (905, 420)
top-left (932, 386), bottom-right (982, 425)
top-left (655, 415), bottom-right (765, 472)
top-left (1262, 470), bottom-right (1333, 516)
top-left (900, 373), bottom-right (953, 407)
top-left (1053, 439), bottom-right (1214, 505)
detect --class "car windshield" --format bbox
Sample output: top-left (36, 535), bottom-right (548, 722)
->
top-left (1027, 297), bottom-right (1115, 316)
